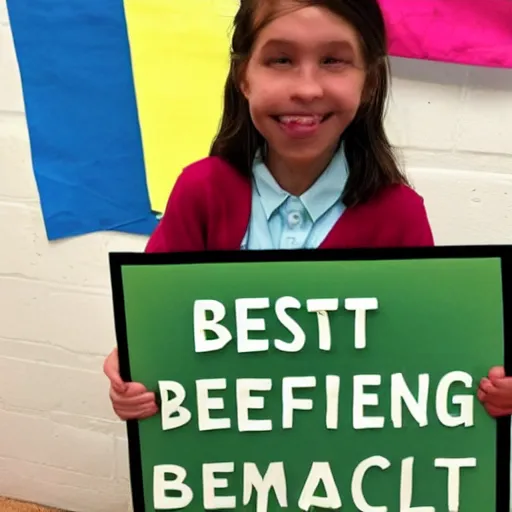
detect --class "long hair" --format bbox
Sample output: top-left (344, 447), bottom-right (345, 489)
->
top-left (210, 0), bottom-right (409, 207)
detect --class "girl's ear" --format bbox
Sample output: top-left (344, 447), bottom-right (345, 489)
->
top-left (236, 62), bottom-right (250, 99)
top-left (240, 78), bottom-right (249, 99)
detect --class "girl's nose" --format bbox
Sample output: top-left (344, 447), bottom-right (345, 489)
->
top-left (290, 69), bottom-right (324, 102)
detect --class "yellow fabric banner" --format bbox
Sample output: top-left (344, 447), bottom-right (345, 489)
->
top-left (124, 0), bottom-right (238, 212)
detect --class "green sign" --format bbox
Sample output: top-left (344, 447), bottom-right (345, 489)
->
top-left (110, 247), bottom-right (511, 511)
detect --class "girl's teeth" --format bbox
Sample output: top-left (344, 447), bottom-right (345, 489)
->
top-left (279, 115), bottom-right (323, 125)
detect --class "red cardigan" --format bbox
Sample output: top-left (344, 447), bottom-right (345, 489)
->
top-left (145, 156), bottom-right (434, 252)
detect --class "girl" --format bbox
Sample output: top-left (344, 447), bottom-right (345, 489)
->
top-left (104, 0), bottom-right (512, 419)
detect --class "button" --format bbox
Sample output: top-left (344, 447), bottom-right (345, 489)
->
top-left (287, 210), bottom-right (302, 228)
top-left (282, 236), bottom-right (298, 249)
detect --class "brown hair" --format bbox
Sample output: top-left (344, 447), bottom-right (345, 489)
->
top-left (209, 0), bottom-right (409, 207)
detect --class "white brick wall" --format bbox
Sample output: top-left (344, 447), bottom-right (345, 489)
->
top-left (0, 2), bottom-right (511, 510)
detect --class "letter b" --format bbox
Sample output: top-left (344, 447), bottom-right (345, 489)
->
top-left (159, 381), bottom-right (192, 430)
top-left (194, 300), bottom-right (232, 352)
top-left (154, 465), bottom-right (193, 509)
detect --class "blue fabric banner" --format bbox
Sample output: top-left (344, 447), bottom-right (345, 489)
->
top-left (7, 0), bottom-right (158, 240)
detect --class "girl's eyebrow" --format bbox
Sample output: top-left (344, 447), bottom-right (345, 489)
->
top-left (261, 38), bottom-right (356, 51)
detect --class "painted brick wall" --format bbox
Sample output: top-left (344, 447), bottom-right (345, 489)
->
top-left (0, 2), bottom-right (511, 510)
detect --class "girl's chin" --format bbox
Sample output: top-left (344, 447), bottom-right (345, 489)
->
top-left (266, 145), bottom-right (339, 166)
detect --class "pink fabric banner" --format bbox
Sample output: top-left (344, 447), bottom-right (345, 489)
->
top-left (380, 0), bottom-right (512, 68)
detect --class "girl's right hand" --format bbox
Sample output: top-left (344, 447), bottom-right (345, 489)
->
top-left (103, 348), bottom-right (159, 420)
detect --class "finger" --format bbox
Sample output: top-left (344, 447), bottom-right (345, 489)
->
top-left (116, 408), bottom-right (157, 421)
top-left (485, 393), bottom-right (512, 410)
top-left (124, 382), bottom-right (150, 397)
top-left (110, 391), bottom-right (156, 408)
top-left (477, 388), bottom-right (486, 403)
top-left (103, 348), bottom-right (127, 393)
top-left (478, 377), bottom-right (489, 391)
top-left (488, 366), bottom-right (506, 381)
top-left (484, 403), bottom-right (509, 418)
top-left (478, 381), bottom-right (512, 406)
top-left (115, 404), bottom-right (159, 421)
top-left (479, 379), bottom-right (495, 394)
top-left (490, 376), bottom-right (512, 391)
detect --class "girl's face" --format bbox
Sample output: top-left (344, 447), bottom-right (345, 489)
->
top-left (241, 4), bottom-right (366, 169)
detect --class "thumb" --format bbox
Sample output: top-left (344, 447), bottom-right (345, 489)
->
top-left (103, 348), bottom-right (127, 393)
top-left (125, 382), bottom-right (150, 397)
top-left (488, 366), bottom-right (506, 382)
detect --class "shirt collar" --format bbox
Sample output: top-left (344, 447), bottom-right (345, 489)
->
top-left (252, 143), bottom-right (348, 222)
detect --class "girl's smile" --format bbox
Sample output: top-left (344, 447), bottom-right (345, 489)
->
top-left (273, 112), bottom-right (334, 139)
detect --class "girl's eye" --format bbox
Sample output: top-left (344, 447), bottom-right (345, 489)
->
top-left (265, 56), bottom-right (351, 67)
top-left (268, 57), bottom-right (292, 66)
top-left (322, 57), bottom-right (350, 66)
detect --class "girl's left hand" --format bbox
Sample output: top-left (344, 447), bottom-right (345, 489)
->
top-left (478, 366), bottom-right (512, 417)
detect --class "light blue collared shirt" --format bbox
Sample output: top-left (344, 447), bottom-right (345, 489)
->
top-left (241, 145), bottom-right (349, 250)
